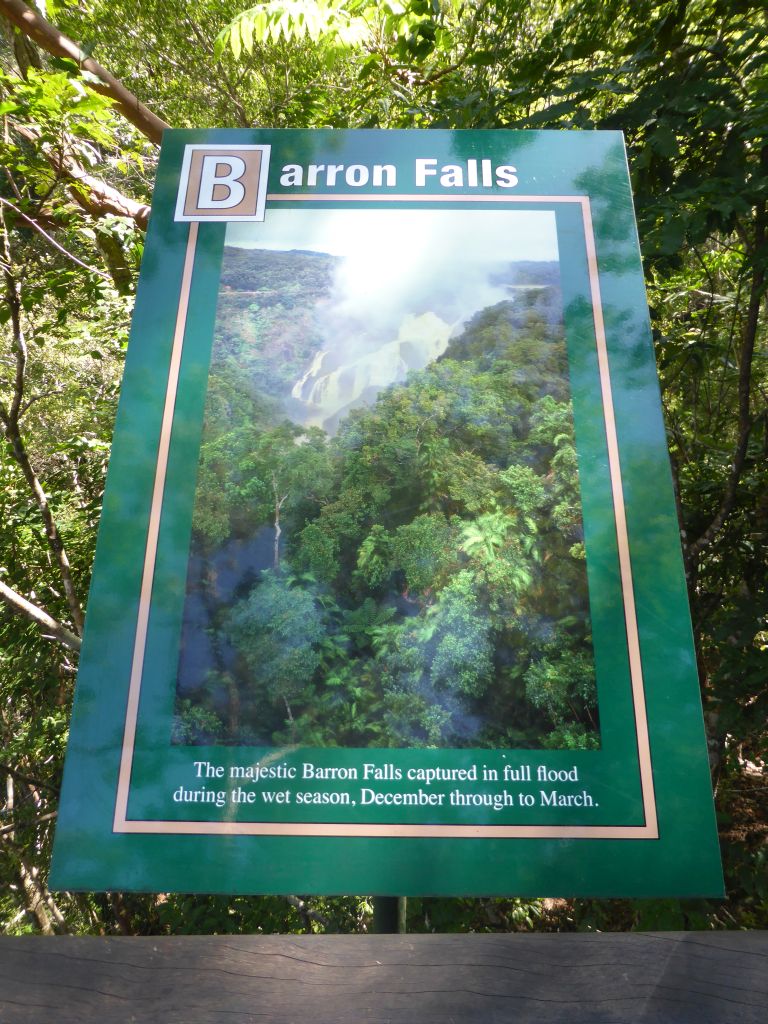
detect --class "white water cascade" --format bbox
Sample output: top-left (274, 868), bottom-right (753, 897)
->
top-left (290, 311), bottom-right (453, 434)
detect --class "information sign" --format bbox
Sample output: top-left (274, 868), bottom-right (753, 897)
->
top-left (51, 129), bottom-right (723, 896)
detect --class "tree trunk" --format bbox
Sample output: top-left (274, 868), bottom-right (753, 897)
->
top-left (273, 491), bottom-right (287, 570)
top-left (13, 124), bottom-right (151, 231)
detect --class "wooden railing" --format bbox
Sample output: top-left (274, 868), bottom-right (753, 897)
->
top-left (1, 931), bottom-right (766, 1022)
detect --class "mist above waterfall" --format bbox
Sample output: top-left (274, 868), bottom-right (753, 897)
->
top-left (226, 209), bottom-right (559, 434)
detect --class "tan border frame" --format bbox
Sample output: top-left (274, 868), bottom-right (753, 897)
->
top-left (114, 195), bottom-right (658, 840)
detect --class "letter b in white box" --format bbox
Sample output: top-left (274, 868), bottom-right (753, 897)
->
top-left (175, 144), bottom-right (271, 222)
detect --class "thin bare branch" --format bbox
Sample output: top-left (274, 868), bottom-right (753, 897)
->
top-left (688, 178), bottom-right (766, 566)
top-left (0, 763), bottom-right (58, 792)
top-left (285, 894), bottom-right (330, 931)
top-left (0, 195), bottom-right (111, 280)
top-left (183, 15), bottom-right (250, 127)
top-left (0, 579), bottom-right (82, 651)
top-left (1, 213), bottom-right (26, 424)
top-left (3, 776), bottom-right (68, 934)
top-left (0, 810), bottom-right (57, 837)
top-left (0, 252), bottom-right (85, 633)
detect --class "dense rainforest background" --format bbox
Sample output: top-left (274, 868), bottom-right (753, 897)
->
top-left (0, 0), bottom-right (765, 935)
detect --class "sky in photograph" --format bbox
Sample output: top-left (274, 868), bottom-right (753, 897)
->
top-left (226, 209), bottom-right (559, 334)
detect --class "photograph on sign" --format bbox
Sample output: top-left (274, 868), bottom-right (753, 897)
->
top-left (175, 208), bottom-right (598, 756)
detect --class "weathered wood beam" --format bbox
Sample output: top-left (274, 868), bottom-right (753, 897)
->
top-left (0, 932), bottom-right (766, 1023)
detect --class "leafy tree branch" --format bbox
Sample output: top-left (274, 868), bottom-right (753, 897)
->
top-left (0, 578), bottom-right (82, 652)
top-left (0, 0), bottom-right (168, 143)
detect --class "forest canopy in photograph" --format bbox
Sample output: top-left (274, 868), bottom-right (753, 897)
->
top-left (174, 209), bottom-right (600, 751)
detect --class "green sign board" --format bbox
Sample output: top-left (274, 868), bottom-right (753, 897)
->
top-left (51, 129), bottom-right (723, 897)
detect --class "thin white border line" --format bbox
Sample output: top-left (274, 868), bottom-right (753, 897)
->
top-left (118, 820), bottom-right (658, 839)
top-left (581, 200), bottom-right (657, 834)
top-left (264, 193), bottom-right (585, 203)
top-left (113, 222), bottom-right (199, 830)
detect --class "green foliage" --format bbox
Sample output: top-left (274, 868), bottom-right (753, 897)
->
top-left (171, 700), bottom-right (225, 744)
top-left (426, 572), bottom-right (494, 698)
top-left (525, 650), bottom-right (597, 731)
top-left (0, 43), bottom-right (141, 937)
top-left (1, 0), bottom-right (766, 936)
top-left (60, 0), bottom-right (365, 129)
top-left (391, 513), bottom-right (456, 594)
top-left (215, 1), bottom-right (370, 57)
